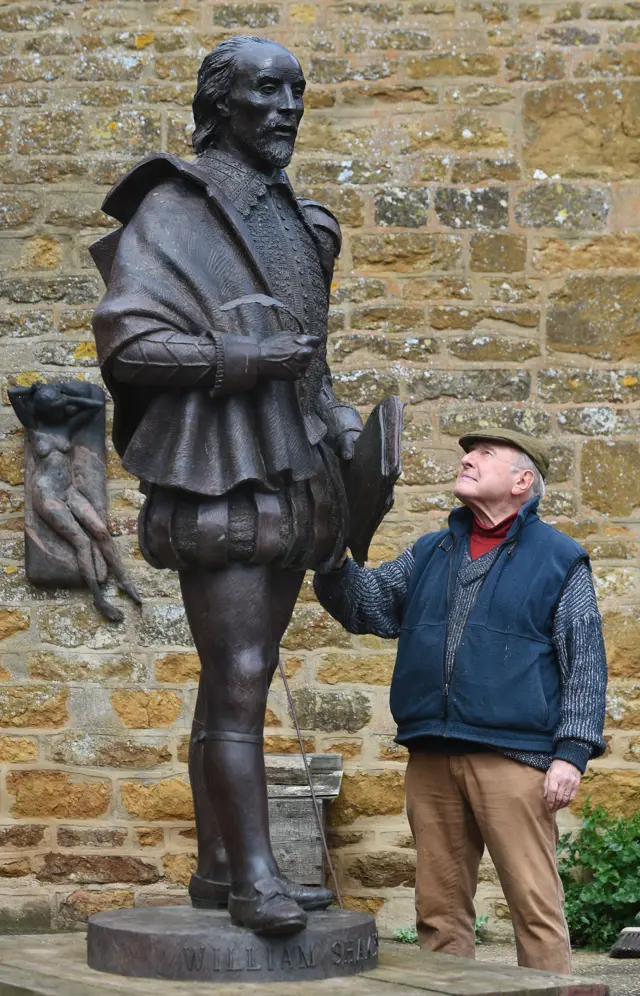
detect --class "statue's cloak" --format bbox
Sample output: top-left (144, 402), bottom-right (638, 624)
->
top-left (91, 153), bottom-right (341, 497)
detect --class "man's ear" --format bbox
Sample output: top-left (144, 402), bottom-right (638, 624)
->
top-left (512, 469), bottom-right (534, 496)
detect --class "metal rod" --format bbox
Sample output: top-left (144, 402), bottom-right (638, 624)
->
top-left (277, 658), bottom-right (344, 908)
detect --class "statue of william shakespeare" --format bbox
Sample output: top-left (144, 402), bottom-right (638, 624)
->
top-left (90, 38), bottom-right (366, 937)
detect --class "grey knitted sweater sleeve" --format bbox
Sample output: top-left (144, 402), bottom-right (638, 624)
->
top-left (313, 548), bottom-right (415, 638)
top-left (551, 561), bottom-right (608, 769)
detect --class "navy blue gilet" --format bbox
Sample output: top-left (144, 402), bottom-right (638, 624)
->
top-left (390, 498), bottom-right (589, 752)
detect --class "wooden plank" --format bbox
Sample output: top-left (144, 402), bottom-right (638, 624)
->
top-left (0, 935), bottom-right (429, 996)
top-left (369, 949), bottom-right (607, 996)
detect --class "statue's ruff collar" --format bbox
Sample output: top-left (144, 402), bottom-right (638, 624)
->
top-left (195, 148), bottom-right (291, 217)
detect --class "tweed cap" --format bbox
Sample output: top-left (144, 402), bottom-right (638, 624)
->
top-left (458, 427), bottom-right (550, 479)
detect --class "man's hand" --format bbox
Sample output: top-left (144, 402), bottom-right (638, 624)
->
top-left (338, 428), bottom-right (361, 461)
top-left (543, 759), bottom-right (581, 812)
top-left (258, 333), bottom-right (320, 381)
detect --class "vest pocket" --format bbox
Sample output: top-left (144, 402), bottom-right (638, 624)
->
top-left (449, 629), bottom-right (555, 734)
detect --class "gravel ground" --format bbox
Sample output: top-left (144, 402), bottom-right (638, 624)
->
top-left (475, 942), bottom-right (640, 996)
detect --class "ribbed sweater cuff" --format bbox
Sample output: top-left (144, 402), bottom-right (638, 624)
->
top-left (553, 739), bottom-right (591, 774)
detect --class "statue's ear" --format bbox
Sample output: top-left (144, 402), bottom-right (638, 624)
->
top-left (215, 93), bottom-right (230, 118)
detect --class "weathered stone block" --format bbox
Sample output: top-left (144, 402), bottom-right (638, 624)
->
top-left (542, 24), bottom-right (600, 43)
top-left (47, 733), bottom-right (171, 769)
top-left (111, 690), bottom-right (182, 729)
top-left (0, 824), bottom-right (45, 848)
top-left (451, 158), bottom-right (520, 184)
top-left (351, 304), bottom-right (424, 332)
top-left (330, 771), bottom-right (405, 825)
top-left (0, 608), bottom-right (29, 641)
top-left (211, 3), bottom-right (280, 25)
top-left (523, 82), bottom-right (640, 179)
top-left (87, 109), bottom-right (161, 154)
top-left (59, 889), bottom-right (134, 923)
top-left (154, 652), bottom-right (200, 683)
top-left (572, 768), bottom-right (640, 818)
top-left (57, 827), bottom-right (126, 848)
top-left (407, 369), bottom-right (531, 404)
top-left (36, 853), bottom-right (160, 884)
top-left (163, 852), bottom-right (196, 886)
top-left (505, 51), bottom-right (566, 81)
top-left (537, 368), bottom-right (640, 403)
top-left (298, 185), bottom-right (364, 226)
top-left (603, 613), bottom-right (640, 679)
top-left (470, 234), bottom-right (526, 271)
top-left (435, 188), bottom-right (509, 230)
top-left (27, 651), bottom-right (139, 682)
top-left (351, 233), bottom-right (462, 272)
top-left (348, 852), bottom-right (416, 887)
top-left (533, 234), bottom-right (640, 272)
top-left (374, 188), bottom-right (430, 228)
top-left (140, 605), bottom-right (194, 647)
top-left (0, 685), bottom-right (68, 728)
top-left (0, 736), bottom-right (37, 762)
top-left (72, 52), bottom-right (146, 81)
top-left (342, 82), bottom-right (438, 105)
top-left (39, 604), bottom-right (126, 649)
top-left (405, 53), bottom-right (499, 77)
top-left (0, 193), bottom-right (39, 230)
top-left (282, 603), bottom-right (352, 651)
top-left (7, 771), bottom-right (110, 818)
top-left (547, 276), bottom-right (639, 361)
top-left (17, 111), bottom-right (82, 155)
top-left (449, 334), bottom-right (539, 362)
top-left (582, 440), bottom-right (640, 515)
top-left (290, 688), bottom-right (372, 732)
top-left (317, 653), bottom-right (395, 685)
top-left (121, 777), bottom-right (193, 822)
top-left (402, 448), bottom-right (459, 485)
top-left (515, 184), bottom-right (609, 229)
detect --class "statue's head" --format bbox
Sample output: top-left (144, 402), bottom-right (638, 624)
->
top-left (31, 383), bottom-right (67, 424)
top-left (192, 36), bottom-right (305, 170)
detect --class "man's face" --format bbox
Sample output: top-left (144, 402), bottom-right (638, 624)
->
top-left (453, 441), bottom-right (530, 505)
top-left (219, 41), bottom-right (305, 169)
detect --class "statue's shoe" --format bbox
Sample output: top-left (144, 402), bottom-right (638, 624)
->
top-left (227, 878), bottom-right (308, 937)
top-left (189, 871), bottom-right (333, 912)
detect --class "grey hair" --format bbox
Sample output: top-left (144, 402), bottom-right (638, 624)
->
top-left (192, 36), bottom-right (275, 154)
top-left (511, 450), bottom-right (546, 499)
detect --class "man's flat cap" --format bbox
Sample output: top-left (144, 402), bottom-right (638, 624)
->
top-left (458, 427), bottom-right (550, 479)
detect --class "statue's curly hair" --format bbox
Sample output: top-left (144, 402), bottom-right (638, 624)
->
top-left (192, 36), bottom-right (276, 154)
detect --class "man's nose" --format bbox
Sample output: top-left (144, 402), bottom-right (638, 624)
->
top-left (460, 452), bottom-right (474, 469)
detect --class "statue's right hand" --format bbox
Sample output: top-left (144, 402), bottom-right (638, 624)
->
top-left (257, 332), bottom-right (321, 381)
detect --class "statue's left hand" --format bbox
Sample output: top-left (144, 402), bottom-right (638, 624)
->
top-left (338, 428), bottom-right (361, 461)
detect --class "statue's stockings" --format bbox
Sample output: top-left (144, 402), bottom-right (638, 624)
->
top-left (180, 564), bottom-right (304, 898)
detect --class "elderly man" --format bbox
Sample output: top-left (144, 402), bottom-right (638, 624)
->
top-left (315, 428), bottom-right (607, 973)
top-left (91, 37), bottom-right (362, 935)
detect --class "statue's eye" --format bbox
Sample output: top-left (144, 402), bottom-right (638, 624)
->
top-left (260, 83), bottom-right (277, 94)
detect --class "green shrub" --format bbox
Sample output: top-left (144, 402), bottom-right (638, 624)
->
top-left (475, 914), bottom-right (489, 944)
top-left (557, 800), bottom-right (640, 951)
top-left (393, 926), bottom-right (418, 944)
top-left (392, 916), bottom-right (489, 947)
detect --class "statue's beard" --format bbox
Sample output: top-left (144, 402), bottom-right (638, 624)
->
top-left (251, 132), bottom-right (296, 168)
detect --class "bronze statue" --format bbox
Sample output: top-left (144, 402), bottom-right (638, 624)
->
top-left (90, 37), bottom-right (364, 936)
top-left (8, 382), bottom-right (141, 622)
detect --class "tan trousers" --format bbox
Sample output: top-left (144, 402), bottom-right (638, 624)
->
top-left (405, 751), bottom-right (571, 974)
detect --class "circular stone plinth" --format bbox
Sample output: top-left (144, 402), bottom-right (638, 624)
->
top-left (87, 906), bottom-right (378, 983)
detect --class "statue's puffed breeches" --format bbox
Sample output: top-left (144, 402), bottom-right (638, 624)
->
top-left (139, 441), bottom-right (347, 574)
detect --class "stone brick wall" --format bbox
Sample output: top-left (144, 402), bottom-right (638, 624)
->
top-left (0, 0), bottom-right (638, 938)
